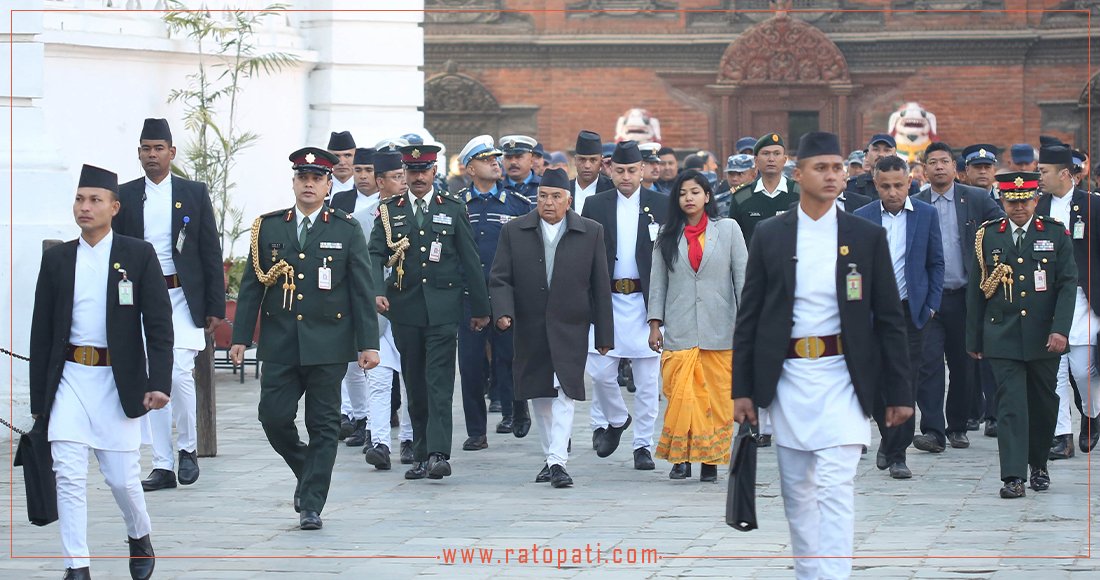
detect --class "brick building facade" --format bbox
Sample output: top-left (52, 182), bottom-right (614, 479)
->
top-left (423, 0), bottom-right (1097, 163)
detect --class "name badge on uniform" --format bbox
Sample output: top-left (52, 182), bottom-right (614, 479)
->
top-left (318, 258), bottom-right (332, 291)
top-left (118, 269), bottom-right (134, 306)
top-left (1074, 218), bottom-right (1085, 240)
top-left (749, 212), bottom-right (762, 217)
top-left (1033, 240), bottom-right (1055, 252)
top-left (433, 213), bottom-right (453, 226)
top-left (429, 240), bottom-right (443, 262)
top-left (1034, 269), bottom-right (1048, 292)
top-left (648, 221), bottom-right (659, 242)
top-left (845, 263), bottom-right (863, 301)
top-left (319, 241), bottom-right (343, 250)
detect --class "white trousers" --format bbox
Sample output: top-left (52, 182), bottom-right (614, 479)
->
top-left (532, 386), bottom-right (576, 468)
top-left (585, 354), bottom-right (659, 450)
top-left (1056, 345), bottom-right (1100, 435)
top-left (340, 361), bottom-right (370, 420)
top-left (52, 440), bottom-right (152, 569)
top-left (776, 444), bottom-right (862, 580)
top-left (149, 347), bottom-right (199, 469)
top-left (367, 366), bottom-right (403, 446)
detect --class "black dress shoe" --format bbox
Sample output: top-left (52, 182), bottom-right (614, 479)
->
top-left (984, 420), bottom-right (998, 438)
top-left (947, 431), bottom-right (970, 449)
top-left (127, 534), bottom-right (155, 580)
top-left (512, 402), bottom-right (531, 439)
top-left (299, 510), bottom-right (323, 530)
top-left (596, 416), bottom-right (632, 458)
top-left (339, 414), bottom-right (353, 440)
top-left (913, 433), bottom-right (946, 453)
top-left (496, 417), bottom-right (514, 434)
top-left (63, 567), bottom-right (91, 580)
top-left (592, 427), bottom-right (605, 450)
top-left (1029, 467), bottom-right (1051, 491)
top-left (1049, 434), bottom-right (1075, 460)
top-left (427, 453), bottom-right (452, 479)
top-left (875, 450), bottom-right (888, 470)
top-left (177, 449), bottom-right (199, 485)
top-left (462, 435), bottom-right (488, 451)
top-left (141, 468), bottom-right (176, 492)
top-left (405, 461), bottom-right (428, 480)
top-left (669, 462), bottom-right (691, 480)
top-left (1000, 478), bottom-right (1026, 499)
top-left (633, 447), bottom-right (655, 470)
top-left (965, 418), bottom-right (981, 431)
top-left (488, 400), bottom-right (502, 413)
top-left (549, 464), bottom-right (573, 488)
top-left (757, 434), bottom-right (772, 448)
top-left (535, 463), bottom-right (552, 483)
top-left (889, 462), bottom-right (912, 479)
top-left (345, 418), bottom-right (369, 447)
top-left (700, 463), bottom-right (718, 483)
top-left (364, 443), bottom-right (391, 470)
top-left (1080, 416), bottom-right (1099, 453)
top-left (399, 440), bottom-right (415, 464)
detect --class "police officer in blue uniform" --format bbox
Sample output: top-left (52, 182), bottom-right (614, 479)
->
top-left (456, 135), bottom-right (535, 449)
top-left (501, 135), bottom-right (541, 203)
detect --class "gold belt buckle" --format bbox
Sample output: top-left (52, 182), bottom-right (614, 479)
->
top-left (794, 337), bottom-right (826, 360)
top-left (74, 346), bottom-right (99, 366)
top-left (615, 279), bottom-right (636, 294)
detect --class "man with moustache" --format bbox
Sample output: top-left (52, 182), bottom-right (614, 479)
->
top-left (489, 167), bottom-right (614, 488)
top-left (501, 135), bottom-right (541, 203)
top-left (369, 142), bottom-right (491, 481)
top-left (728, 133), bottom-right (800, 244)
top-left (845, 134), bottom-right (920, 200)
top-left (640, 142), bottom-right (663, 191)
top-left (734, 132), bottom-right (913, 579)
top-left (326, 131), bottom-right (357, 198)
top-left (581, 140), bottom-right (668, 470)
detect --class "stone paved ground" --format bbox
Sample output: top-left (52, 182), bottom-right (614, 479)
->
top-left (4, 367), bottom-right (1100, 579)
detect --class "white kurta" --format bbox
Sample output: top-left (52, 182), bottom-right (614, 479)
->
top-left (49, 232), bottom-right (142, 451)
top-left (352, 199), bottom-right (401, 370)
top-left (573, 178), bottom-right (599, 214)
top-left (587, 188), bottom-right (656, 358)
top-left (144, 177), bottom-right (206, 351)
top-left (769, 204), bottom-right (869, 451)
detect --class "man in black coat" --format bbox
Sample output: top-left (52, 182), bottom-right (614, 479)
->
top-left (733, 132), bottom-right (913, 580)
top-left (489, 168), bottom-right (614, 487)
top-left (31, 164), bottom-right (174, 580)
top-left (113, 118), bottom-right (226, 491)
top-left (581, 140), bottom-right (668, 470)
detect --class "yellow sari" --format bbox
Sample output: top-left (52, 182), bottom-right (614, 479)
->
top-left (655, 347), bottom-right (734, 464)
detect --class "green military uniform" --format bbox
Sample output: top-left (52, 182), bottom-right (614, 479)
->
top-left (233, 148), bottom-right (379, 519)
top-left (368, 145), bottom-right (490, 474)
top-left (728, 176), bottom-right (800, 244)
top-left (965, 172), bottom-right (1077, 496)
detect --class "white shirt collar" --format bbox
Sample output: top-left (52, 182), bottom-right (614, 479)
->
top-left (295, 205), bottom-right (324, 229)
top-left (144, 175), bottom-right (171, 193)
top-left (79, 229), bottom-right (115, 251)
top-left (881, 196), bottom-right (915, 217)
top-left (408, 189), bottom-right (435, 210)
top-left (755, 176), bottom-right (789, 197)
top-left (1013, 217), bottom-right (1035, 235)
top-left (541, 217), bottom-right (565, 236)
top-left (616, 187), bottom-right (642, 207)
top-left (797, 201), bottom-right (838, 227)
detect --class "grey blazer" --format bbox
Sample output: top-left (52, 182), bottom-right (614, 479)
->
top-left (647, 218), bottom-right (748, 351)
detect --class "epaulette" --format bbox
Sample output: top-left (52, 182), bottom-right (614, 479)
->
top-left (382, 195), bottom-right (403, 206)
top-left (732, 181), bottom-right (754, 194)
top-left (506, 189), bottom-right (533, 205)
top-left (260, 207), bottom-right (291, 219)
top-left (326, 206), bottom-right (359, 224)
top-left (979, 217), bottom-right (1005, 230)
top-left (1037, 214), bottom-right (1063, 227)
top-left (437, 193), bottom-right (462, 205)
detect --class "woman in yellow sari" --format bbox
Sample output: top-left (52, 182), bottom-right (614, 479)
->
top-left (647, 170), bottom-right (748, 481)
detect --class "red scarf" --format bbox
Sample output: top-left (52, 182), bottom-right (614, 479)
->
top-left (683, 214), bottom-right (708, 272)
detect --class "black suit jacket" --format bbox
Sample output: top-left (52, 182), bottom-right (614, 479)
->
top-left (1036, 187), bottom-right (1100, 316)
top-left (328, 188), bottom-right (359, 214)
top-left (732, 208), bottom-right (913, 416)
top-left (114, 175), bottom-right (227, 327)
top-left (30, 234), bottom-right (174, 419)
top-left (838, 190), bottom-right (871, 213)
top-left (914, 182), bottom-right (1004, 279)
top-left (580, 186), bottom-right (669, 306)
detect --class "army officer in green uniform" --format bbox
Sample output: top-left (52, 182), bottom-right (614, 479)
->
top-left (230, 147), bottom-right (380, 530)
top-left (369, 142), bottom-right (491, 481)
top-left (966, 171), bottom-right (1077, 499)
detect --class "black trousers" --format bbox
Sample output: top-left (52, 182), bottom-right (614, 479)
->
top-left (988, 357), bottom-right (1059, 481)
top-left (257, 362), bottom-right (346, 514)
top-left (457, 301), bottom-right (516, 437)
top-left (917, 289), bottom-right (972, 442)
top-left (874, 303), bottom-right (924, 464)
top-left (392, 322), bottom-right (459, 461)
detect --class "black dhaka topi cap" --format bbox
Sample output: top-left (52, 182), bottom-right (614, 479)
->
top-left (327, 131), bottom-right (356, 151)
top-left (140, 118), bottom-right (172, 142)
top-left (1038, 145), bottom-right (1073, 166)
top-left (797, 131), bottom-right (842, 159)
top-left (575, 130), bottom-right (602, 156)
top-left (353, 147), bottom-right (376, 166)
top-left (539, 167), bottom-right (570, 191)
top-left (78, 164), bottom-right (119, 194)
top-left (611, 140), bottom-right (642, 164)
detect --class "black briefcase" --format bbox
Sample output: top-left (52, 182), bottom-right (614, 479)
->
top-left (13, 417), bottom-right (57, 526)
top-left (725, 421), bottom-right (758, 532)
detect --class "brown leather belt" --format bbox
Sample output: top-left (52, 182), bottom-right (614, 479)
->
top-left (786, 334), bottom-right (843, 360)
top-left (611, 278), bottom-right (643, 295)
top-left (165, 274), bottom-right (182, 289)
top-left (66, 345), bottom-right (111, 367)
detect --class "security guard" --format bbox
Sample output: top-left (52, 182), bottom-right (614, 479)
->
top-left (230, 147), bottom-right (380, 530)
top-left (369, 141), bottom-right (491, 481)
top-left (728, 132), bottom-right (801, 245)
top-left (456, 135), bottom-right (534, 448)
top-left (961, 144), bottom-right (1002, 205)
top-left (845, 134), bottom-right (921, 199)
top-left (501, 135), bottom-right (541, 203)
top-left (966, 171), bottom-right (1077, 499)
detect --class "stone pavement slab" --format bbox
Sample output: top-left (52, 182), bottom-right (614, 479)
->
top-left (4, 367), bottom-right (1100, 578)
